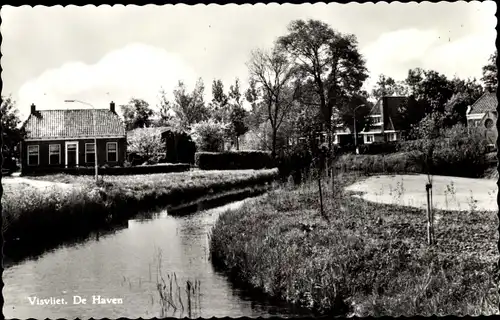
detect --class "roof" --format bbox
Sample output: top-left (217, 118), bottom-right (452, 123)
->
top-left (23, 109), bottom-right (126, 139)
top-left (367, 96), bottom-right (407, 132)
top-left (469, 91), bottom-right (497, 114)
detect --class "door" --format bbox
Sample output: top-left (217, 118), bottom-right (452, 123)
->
top-left (66, 142), bottom-right (79, 168)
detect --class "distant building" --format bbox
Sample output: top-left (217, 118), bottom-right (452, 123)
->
top-left (360, 96), bottom-right (407, 144)
top-left (20, 102), bottom-right (126, 174)
top-left (466, 91), bottom-right (498, 149)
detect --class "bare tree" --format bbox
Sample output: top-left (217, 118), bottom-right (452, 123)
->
top-left (247, 46), bottom-right (299, 159)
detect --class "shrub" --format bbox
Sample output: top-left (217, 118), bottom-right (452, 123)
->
top-left (127, 127), bottom-right (167, 163)
top-left (358, 141), bottom-right (400, 155)
top-left (276, 148), bottom-right (313, 184)
top-left (195, 150), bottom-right (274, 170)
top-left (190, 119), bottom-right (228, 152)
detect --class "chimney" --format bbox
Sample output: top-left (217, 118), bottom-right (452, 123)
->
top-left (110, 101), bottom-right (115, 113)
top-left (31, 103), bottom-right (36, 114)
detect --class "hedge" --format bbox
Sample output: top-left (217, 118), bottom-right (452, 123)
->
top-left (195, 151), bottom-right (274, 170)
top-left (357, 141), bottom-right (400, 155)
top-left (21, 163), bottom-right (191, 176)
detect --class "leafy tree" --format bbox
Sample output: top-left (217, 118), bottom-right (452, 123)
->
top-left (127, 128), bottom-right (166, 163)
top-left (190, 119), bottom-right (228, 152)
top-left (404, 68), bottom-right (454, 114)
top-left (278, 19), bottom-right (368, 154)
top-left (209, 79), bottom-right (230, 122)
top-left (155, 88), bottom-right (176, 128)
top-left (171, 78), bottom-right (210, 130)
top-left (120, 98), bottom-right (154, 131)
top-left (481, 50), bottom-right (497, 92)
top-left (1, 96), bottom-right (24, 171)
top-left (247, 46), bottom-right (299, 159)
top-left (226, 79), bottom-right (249, 150)
top-left (371, 74), bottom-right (408, 100)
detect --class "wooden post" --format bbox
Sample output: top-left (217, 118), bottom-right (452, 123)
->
top-left (318, 173), bottom-right (325, 220)
top-left (426, 183), bottom-right (433, 245)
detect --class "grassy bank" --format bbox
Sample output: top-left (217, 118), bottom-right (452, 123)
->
top-left (335, 152), bottom-right (497, 178)
top-left (2, 169), bottom-right (278, 259)
top-left (210, 173), bottom-right (499, 316)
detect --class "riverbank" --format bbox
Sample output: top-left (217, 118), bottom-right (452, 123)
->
top-left (209, 173), bottom-right (499, 317)
top-left (2, 169), bottom-right (278, 262)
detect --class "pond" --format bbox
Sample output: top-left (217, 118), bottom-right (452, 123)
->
top-left (3, 196), bottom-right (311, 319)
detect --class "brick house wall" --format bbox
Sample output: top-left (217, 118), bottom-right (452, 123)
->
top-left (21, 137), bottom-right (126, 174)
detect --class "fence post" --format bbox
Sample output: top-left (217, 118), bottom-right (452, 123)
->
top-left (426, 182), bottom-right (434, 245)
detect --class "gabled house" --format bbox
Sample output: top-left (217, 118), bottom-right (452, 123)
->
top-left (20, 102), bottom-right (126, 174)
top-left (360, 96), bottom-right (407, 144)
top-left (466, 91), bottom-right (498, 148)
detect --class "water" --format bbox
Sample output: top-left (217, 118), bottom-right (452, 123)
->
top-left (3, 198), bottom-right (309, 319)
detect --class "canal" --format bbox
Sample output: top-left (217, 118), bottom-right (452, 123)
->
top-left (3, 195), bottom-right (311, 319)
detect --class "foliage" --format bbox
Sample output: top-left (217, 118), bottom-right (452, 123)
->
top-left (127, 128), bottom-right (167, 162)
top-left (208, 79), bottom-right (230, 123)
top-left (278, 19), bottom-right (369, 150)
top-left (171, 79), bottom-right (210, 130)
top-left (371, 74), bottom-right (409, 100)
top-left (190, 119), bottom-right (228, 152)
top-left (120, 98), bottom-right (155, 131)
top-left (194, 150), bottom-right (274, 170)
top-left (155, 88), bottom-right (178, 129)
top-left (1, 96), bottom-right (25, 165)
top-left (481, 51), bottom-right (497, 92)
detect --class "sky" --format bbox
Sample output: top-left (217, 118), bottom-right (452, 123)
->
top-left (1, 2), bottom-right (497, 121)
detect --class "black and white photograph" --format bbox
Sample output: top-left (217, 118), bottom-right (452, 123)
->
top-left (1, 2), bottom-right (498, 318)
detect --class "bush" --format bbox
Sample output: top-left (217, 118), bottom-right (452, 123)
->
top-left (358, 141), bottom-right (400, 155)
top-left (195, 150), bottom-right (274, 170)
top-left (22, 163), bottom-right (190, 176)
top-left (190, 119), bottom-right (228, 152)
top-left (276, 149), bottom-right (313, 184)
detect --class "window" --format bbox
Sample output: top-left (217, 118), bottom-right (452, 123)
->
top-left (365, 135), bottom-right (374, 144)
top-left (333, 134), bottom-right (339, 144)
top-left (106, 142), bottom-right (118, 162)
top-left (27, 145), bottom-right (39, 166)
top-left (49, 144), bottom-right (61, 165)
top-left (388, 133), bottom-right (398, 142)
top-left (85, 143), bottom-right (96, 164)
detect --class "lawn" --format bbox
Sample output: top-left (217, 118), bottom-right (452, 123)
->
top-left (209, 172), bottom-right (499, 317)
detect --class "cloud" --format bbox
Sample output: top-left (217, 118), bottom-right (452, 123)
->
top-left (361, 25), bottom-right (496, 94)
top-left (16, 43), bottom-right (199, 121)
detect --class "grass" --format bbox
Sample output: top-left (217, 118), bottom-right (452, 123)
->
top-left (209, 172), bottom-right (499, 317)
top-left (155, 249), bottom-right (202, 318)
top-left (2, 169), bottom-right (278, 261)
top-left (335, 151), bottom-right (496, 179)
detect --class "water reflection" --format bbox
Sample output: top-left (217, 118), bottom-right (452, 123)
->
top-left (3, 192), bottom-right (311, 319)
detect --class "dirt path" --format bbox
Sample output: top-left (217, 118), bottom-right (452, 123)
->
top-left (345, 174), bottom-right (497, 212)
top-left (2, 177), bottom-right (81, 191)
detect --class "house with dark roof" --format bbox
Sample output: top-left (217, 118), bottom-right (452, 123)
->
top-left (466, 91), bottom-right (498, 148)
top-left (20, 101), bottom-right (126, 174)
top-left (360, 96), bottom-right (407, 144)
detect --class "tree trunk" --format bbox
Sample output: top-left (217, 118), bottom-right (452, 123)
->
top-left (236, 136), bottom-right (240, 151)
top-left (271, 128), bottom-right (278, 160)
